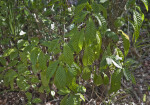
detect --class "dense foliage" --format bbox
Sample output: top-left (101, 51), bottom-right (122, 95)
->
top-left (0, 0), bottom-right (149, 104)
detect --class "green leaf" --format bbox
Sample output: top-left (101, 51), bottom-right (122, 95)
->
top-left (94, 13), bottom-right (107, 33)
top-left (8, 60), bottom-right (18, 67)
top-left (4, 70), bottom-right (17, 89)
top-left (63, 43), bottom-right (74, 65)
top-left (41, 71), bottom-right (49, 87)
top-left (74, 3), bottom-right (87, 20)
top-left (82, 46), bottom-right (95, 66)
top-left (103, 73), bottom-right (109, 85)
top-left (119, 30), bottom-right (130, 56)
top-left (58, 87), bottom-right (71, 95)
top-left (82, 67), bottom-right (91, 80)
top-left (25, 92), bottom-right (32, 101)
top-left (66, 94), bottom-right (80, 105)
top-left (85, 17), bottom-right (96, 44)
top-left (76, 85), bottom-right (86, 93)
top-left (109, 69), bottom-right (122, 94)
top-left (133, 10), bottom-right (143, 42)
top-left (46, 61), bottom-right (59, 81)
top-left (19, 52), bottom-right (28, 65)
top-left (96, 31), bottom-right (102, 47)
top-left (10, 51), bottom-right (18, 60)
top-left (60, 95), bottom-right (68, 105)
top-left (38, 51), bottom-right (47, 71)
top-left (0, 57), bottom-right (6, 66)
top-left (17, 76), bottom-right (30, 91)
top-left (31, 37), bottom-right (39, 46)
top-left (70, 29), bottom-right (84, 53)
top-left (74, 11), bottom-right (89, 23)
top-left (106, 57), bottom-right (122, 69)
top-left (140, 0), bottom-right (148, 11)
top-left (54, 65), bottom-right (66, 89)
top-left (30, 47), bottom-right (39, 65)
top-left (32, 98), bottom-right (41, 103)
top-left (93, 73), bottom-right (103, 86)
top-left (116, 48), bottom-right (124, 61)
top-left (3, 48), bottom-right (16, 57)
top-left (76, 93), bottom-right (85, 102)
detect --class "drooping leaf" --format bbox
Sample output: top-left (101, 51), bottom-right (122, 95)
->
top-left (119, 30), bottom-right (130, 56)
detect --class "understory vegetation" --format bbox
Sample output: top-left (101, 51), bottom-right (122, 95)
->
top-left (0, 0), bottom-right (149, 104)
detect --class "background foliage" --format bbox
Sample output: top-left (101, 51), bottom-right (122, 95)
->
top-left (0, 0), bottom-right (149, 104)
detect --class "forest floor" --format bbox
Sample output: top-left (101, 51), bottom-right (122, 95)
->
top-left (0, 32), bottom-right (150, 105)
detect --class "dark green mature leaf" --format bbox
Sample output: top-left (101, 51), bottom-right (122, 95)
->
top-left (63, 43), bottom-right (74, 65)
top-left (93, 73), bottom-right (103, 86)
top-left (20, 52), bottom-right (28, 65)
top-left (38, 51), bottom-right (47, 71)
top-left (30, 47), bottom-right (39, 65)
top-left (82, 67), bottom-right (91, 80)
top-left (54, 65), bottom-right (67, 89)
top-left (17, 76), bottom-right (30, 91)
top-left (74, 3), bottom-right (87, 21)
top-left (109, 69), bottom-right (122, 94)
top-left (41, 71), bottom-right (49, 87)
top-left (60, 95), bottom-right (68, 105)
top-left (66, 94), bottom-right (80, 105)
top-left (0, 57), bottom-right (6, 66)
top-left (85, 17), bottom-right (96, 44)
top-left (4, 70), bottom-right (17, 89)
top-left (46, 61), bottom-right (59, 81)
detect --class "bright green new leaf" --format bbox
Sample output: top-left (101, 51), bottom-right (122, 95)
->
top-left (58, 87), bottom-right (71, 95)
top-left (82, 46), bottom-right (95, 66)
top-left (140, 0), bottom-right (148, 11)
